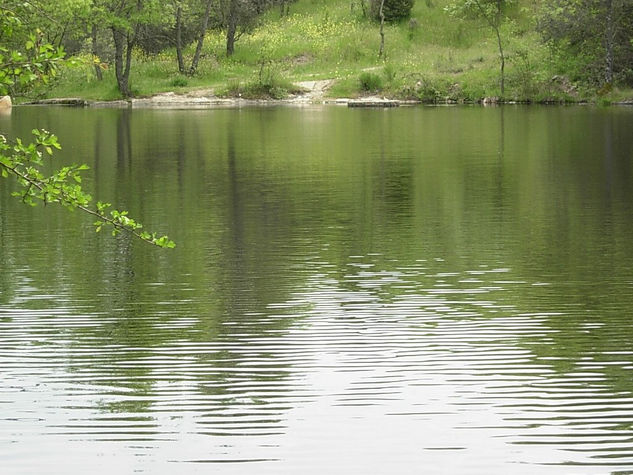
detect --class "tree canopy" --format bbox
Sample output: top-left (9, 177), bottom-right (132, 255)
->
top-left (539, 0), bottom-right (633, 86)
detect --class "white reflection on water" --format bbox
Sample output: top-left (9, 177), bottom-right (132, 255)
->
top-left (2, 260), bottom-right (633, 474)
top-left (3, 105), bottom-right (633, 474)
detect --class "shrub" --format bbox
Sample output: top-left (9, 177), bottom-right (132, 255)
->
top-left (222, 64), bottom-right (303, 100)
top-left (170, 76), bottom-right (188, 88)
top-left (383, 64), bottom-right (397, 83)
top-left (359, 71), bottom-right (383, 91)
top-left (370, 0), bottom-right (415, 22)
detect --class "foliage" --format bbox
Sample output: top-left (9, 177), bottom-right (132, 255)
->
top-left (0, 0), bottom-right (92, 51)
top-left (170, 75), bottom-right (189, 87)
top-left (224, 62), bottom-right (302, 99)
top-left (382, 63), bottom-right (397, 83)
top-left (39, 0), bottom-right (632, 102)
top-left (0, 6), bottom-right (174, 249)
top-left (0, 131), bottom-right (175, 248)
top-left (0, 7), bottom-right (65, 96)
top-left (359, 71), bottom-right (384, 91)
top-left (370, 0), bottom-right (415, 21)
top-left (137, 1), bottom-right (197, 55)
top-left (538, 0), bottom-right (633, 86)
top-left (86, 0), bottom-right (168, 96)
top-left (221, 0), bottom-right (272, 56)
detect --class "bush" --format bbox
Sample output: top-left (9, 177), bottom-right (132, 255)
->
top-left (370, 0), bottom-right (415, 22)
top-left (225, 80), bottom-right (288, 100)
top-left (170, 76), bottom-right (188, 88)
top-left (383, 64), bottom-right (397, 83)
top-left (223, 63), bottom-right (303, 100)
top-left (359, 71), bottom-right (383, 91)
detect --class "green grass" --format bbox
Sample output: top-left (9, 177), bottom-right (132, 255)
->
top-left (39, 0), bottom-right (623, 103)
top-left (220, 62), bottom-right (307, 99)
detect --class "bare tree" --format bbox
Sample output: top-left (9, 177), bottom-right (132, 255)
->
top-left (447, 0), bottom-right (507, 95)
top-left (189, 0), bottom-right (214, 74)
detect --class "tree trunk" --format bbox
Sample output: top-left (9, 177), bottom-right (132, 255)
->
top-left (604, 0), bottom-right (615, 84)
top-left (280, 0), bottom-right (290, 16)
top-left (190, 0), bottom-right (214, 75)
top-left (494, 0), bottom-right (504, 96)
top-left (91, 24), bottom-right (103, 81)
top-left (473, 0), bottom-right (505, 96)
top-left (495, 26), bottom-right (505, 96)
top-left (226, 23), bottom-right (236, 57)
top-left (175, 3), bottom-right (185, 74)
top-left (378, 0), bottom-right (386, 58)
top-left (125, 31), bottom-right (134, 91)
top-left (112, 27), bottom-right (131, 97)
top-left (226, 0), bottom-right (238, 57)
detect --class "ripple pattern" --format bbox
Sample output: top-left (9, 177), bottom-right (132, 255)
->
top-left (2, 259), bottom-right (633, 474)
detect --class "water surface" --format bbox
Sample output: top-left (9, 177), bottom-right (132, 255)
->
top-left (1, 105), bottom-right (633, 474)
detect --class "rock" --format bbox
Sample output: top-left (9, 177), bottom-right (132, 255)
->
top-left (348, 98), bottom-right (400, 108)
top-left (550, 75), bottom-right (577, 96)
top-left (23, 98), bottom-right (88, 106)
top-left (482, 96), bottom-right (499, 105)
top-left (0, 95), bottom-right (12, 109)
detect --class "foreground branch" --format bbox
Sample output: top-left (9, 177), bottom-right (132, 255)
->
top-left (0, 131), bottom-right (175, 249)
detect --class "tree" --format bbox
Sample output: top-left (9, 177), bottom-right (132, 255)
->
top-left (225, 0), bottom-right (241, 57)
top-left (105, 0), bottom-right (144, 97)
top-left (172, 0), bottom-right (251, 73)
top-left (86, 0), bottom-right (164, 97)
top-left (0, 0), bottom-right (92, 49)
top-left (187, 0), bottom-right (215, 75)
top-left (0, 3), bottom-right (67, 97)
top-left (352, 0), bottom-right (369, 18)
top-left (221, 0), bottom-right (266, 57)
top-left (277, 0), bottom-right (296, 17)
top-left (174, 0), bottom-right (188, 74)
top-left (538, 0), bottom-right (633, 86)
top-left (0, 7), bottom-right (174, 249)
top-left (378, 0), bottom-right (386, 58)
top-left (172, 0), bottom-right (267, 67)
top-left (447, 0), bottom-right (510, 96)
top-left (370, 0), bottom-right (414, 21)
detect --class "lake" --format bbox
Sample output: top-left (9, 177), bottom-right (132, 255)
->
top-left (1, 104), bottom-right (633, 474)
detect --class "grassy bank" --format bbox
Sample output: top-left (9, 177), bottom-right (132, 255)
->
top-left (41, 0), bottom-right (632, 104)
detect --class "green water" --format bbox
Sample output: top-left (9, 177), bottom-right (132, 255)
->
top-left (1, 105), bottom-right (633, 474)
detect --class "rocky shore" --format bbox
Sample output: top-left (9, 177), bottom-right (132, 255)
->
top-left (16, 78), bottom-right (633, 109)
top-left (19, 80), bottom-right (419, 109)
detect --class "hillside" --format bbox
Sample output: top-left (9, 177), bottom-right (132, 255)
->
top-left (42, 0), bottom-right (632, 103)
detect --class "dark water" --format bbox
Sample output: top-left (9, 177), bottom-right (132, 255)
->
top-left (1, 105), bottom-right (633, 474)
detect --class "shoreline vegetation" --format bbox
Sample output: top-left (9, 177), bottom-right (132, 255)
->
top-left (14, 0), bottom-right (633, 107)
top-left (19, 87), bottom-right (633, 108)
top-left (19, 94), bottom-right (633, 109)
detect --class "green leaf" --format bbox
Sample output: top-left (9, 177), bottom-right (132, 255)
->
top-left (3, 128), bottom-right (174, 249)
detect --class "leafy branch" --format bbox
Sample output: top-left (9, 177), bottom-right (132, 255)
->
top-left (0, 130), bottom-right (175, 249)
top-left (0, 29), bottom-right (65, 96)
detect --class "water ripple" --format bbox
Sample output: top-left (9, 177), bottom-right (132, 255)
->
top-left (1, 260), bottom-right (633, 474)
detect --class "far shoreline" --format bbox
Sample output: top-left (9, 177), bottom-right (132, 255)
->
top-left (13, 77), bottom-right (633, 110)
top-left (17, 95), bottom-right (633, 109)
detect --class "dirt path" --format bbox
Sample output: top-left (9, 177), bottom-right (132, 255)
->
top-left (121, 79), bottom-right (335, 107)
top-left (294, 79), bottom-right (335, 102)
